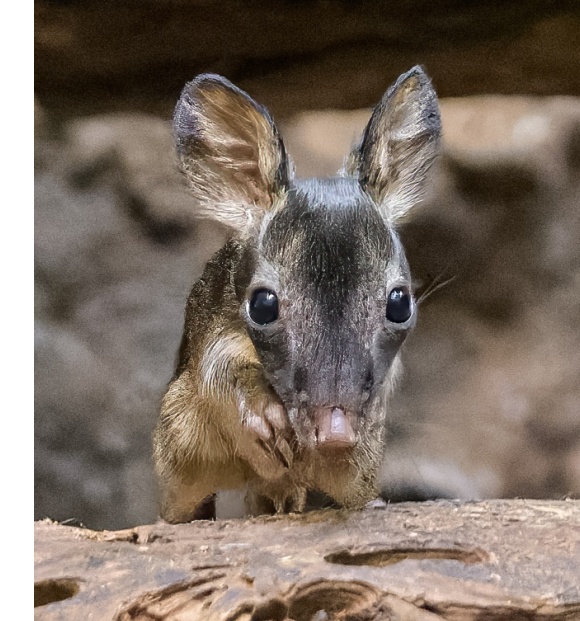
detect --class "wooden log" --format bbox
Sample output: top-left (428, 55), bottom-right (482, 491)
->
top-left (34, 499), bottom-right (580, 620)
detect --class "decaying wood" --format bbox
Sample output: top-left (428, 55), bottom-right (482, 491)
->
top-left (35, 500), bottom-right (580, 620)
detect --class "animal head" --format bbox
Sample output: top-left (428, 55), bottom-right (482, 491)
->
top-left (174, 68), bottom-right (441, 450)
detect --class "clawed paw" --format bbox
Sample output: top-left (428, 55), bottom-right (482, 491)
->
top-left (244, 401), bottom-right (286, 439)
top-left (239, 398), bottom-right (294, 477)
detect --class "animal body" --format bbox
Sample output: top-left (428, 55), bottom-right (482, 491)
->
top-left (153, 67), bottom-right (441, 522)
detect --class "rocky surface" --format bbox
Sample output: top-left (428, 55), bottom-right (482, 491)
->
top-left (35, 2), bottom-right (580, 117)
top-left (34, 95), bottom-right (580, 530)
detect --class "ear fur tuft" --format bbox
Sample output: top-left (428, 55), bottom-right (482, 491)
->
top-left (174, 74), bottom-right (291, 235)
top-left (345, 66), bottom-right (441, 224)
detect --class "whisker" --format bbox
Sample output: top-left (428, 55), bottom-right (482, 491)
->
top-left (419, 275), bottom-right (457, 304)
top-left (415, 268), bottom-right (457, 306)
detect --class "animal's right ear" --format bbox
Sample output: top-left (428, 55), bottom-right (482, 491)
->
top-left (174, 74), bottom-right (291, 236)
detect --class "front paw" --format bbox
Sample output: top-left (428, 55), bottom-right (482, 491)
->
top-left (238, 396), bottom-right (294, 480)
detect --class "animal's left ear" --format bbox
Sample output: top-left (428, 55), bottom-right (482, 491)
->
top-left (345, 66), bottom-right (441, 224)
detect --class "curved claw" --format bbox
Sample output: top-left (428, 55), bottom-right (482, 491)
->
top-left (244, 413), bottom-right (272, 442)
top-left (239, 397), bottom-right (294, 480)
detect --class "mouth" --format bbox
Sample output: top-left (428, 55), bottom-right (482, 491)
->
top-left (313, 406), bottom-right (358, 450)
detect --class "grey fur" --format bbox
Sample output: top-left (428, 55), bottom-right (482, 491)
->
top-left (344, 66), bottom-right (441, 223)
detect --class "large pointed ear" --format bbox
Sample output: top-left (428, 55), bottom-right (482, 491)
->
top-left (344, 66), bottom-right (441, 224)
top-left (173, 74), bottom-right (291, 235)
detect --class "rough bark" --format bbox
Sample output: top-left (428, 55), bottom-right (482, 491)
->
top-left (35, 1), bottom-right (580, 117)
top-left (35, 499), bottom-right (580, 620)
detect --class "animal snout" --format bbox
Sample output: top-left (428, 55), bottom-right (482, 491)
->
top-left (291, 361), bottom-right (375, 403)
top-left (314, 407), bottom-right (358, 449)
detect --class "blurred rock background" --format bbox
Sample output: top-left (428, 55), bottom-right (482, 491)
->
top-left (35, 2), bottom-right (580, 529)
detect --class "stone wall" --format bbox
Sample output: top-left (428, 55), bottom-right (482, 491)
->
top-left (34, 94), bottom-right (580, 529)
top-left (35, 2), bottom-right (580, 117)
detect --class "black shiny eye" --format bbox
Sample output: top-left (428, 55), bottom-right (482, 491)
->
top-left (248, 289), bottom-right (279, 325)
top-left (386, 287), bottom-right (412, 323)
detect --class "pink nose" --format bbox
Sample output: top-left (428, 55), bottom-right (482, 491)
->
top-left (315, 407), bottom-right (357, 448)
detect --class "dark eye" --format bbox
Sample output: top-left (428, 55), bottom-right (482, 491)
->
top-left (386, 287), bottom-right (412, 323)
top-left (248, 289), bottom-right (279, 325)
